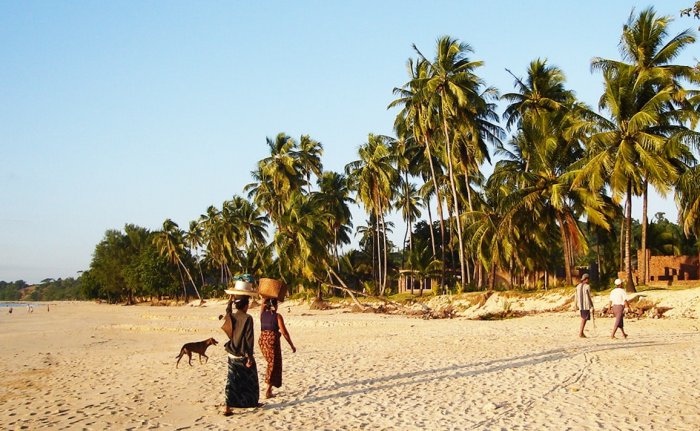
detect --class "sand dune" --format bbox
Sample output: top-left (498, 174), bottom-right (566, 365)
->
top-left (1, 290), bottom-right (699, 430)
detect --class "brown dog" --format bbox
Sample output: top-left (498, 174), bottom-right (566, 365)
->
top-left (175, 337), bottom-right (218, 368)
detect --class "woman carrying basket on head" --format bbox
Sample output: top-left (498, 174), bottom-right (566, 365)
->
top-left (259, 281), bottom-right (296, 399)
top-left (222, 275), bottom-right (262, 416)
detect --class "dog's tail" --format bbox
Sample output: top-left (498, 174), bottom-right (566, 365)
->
top-left (175, 348), bottom-right (185, 358)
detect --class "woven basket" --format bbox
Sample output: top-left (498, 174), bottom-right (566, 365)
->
top-left (258, 278), bottom-right (287, 302)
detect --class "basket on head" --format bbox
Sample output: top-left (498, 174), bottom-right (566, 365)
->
top-left (258, 278), bottom-right (287, 302)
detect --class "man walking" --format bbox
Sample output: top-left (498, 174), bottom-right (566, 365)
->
top-left (575, 273), bottom-right (594, 338)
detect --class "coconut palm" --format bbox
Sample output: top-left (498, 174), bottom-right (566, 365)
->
top-left (390, 57), bottom-right (449, 286)
top-left (246, 133), bottom-right (304, 226)
top-left (676, 164), bottom-right (700, 266)
top-left (592, 7), bottom-right (698, 284)
top-left (317, 171), bottom-right (354, 270)
top-left (297, 135), bottom-right (324, 194)
top-left (274, 190), bottom-right (333, 300)
top-left (499, 60), bottom-right (608, 285)
top-left (502, 59), bottom-right (572, 131)
top-left (199, 205), bottom-right (231, 284)
top-left (575, 65), bottom-right (679, 291)
top-left (389, 131), bottom-right (422, 263)
top-left (184, 220), bottom-right (206, 286)
top-left (412, 36), bottom-right (481, 289)
top-left (153, 219), bottom-right (201, 302)
top-left (394, 180), bottom-right (422, 262)
top-left (345, 135), bottom-right (398, 294)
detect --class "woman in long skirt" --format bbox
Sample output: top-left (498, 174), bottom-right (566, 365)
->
top-left (222, 277), bottom-right (261, 416)
top-left (259, 298), bottom-right (296, 399)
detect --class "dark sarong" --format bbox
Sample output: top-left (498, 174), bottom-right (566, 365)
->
top-left (580, 310), bottom-right (591, 321)
top-left (225, 357), bottom-right (259, 408)
top-left (259, 330), bottom-right (282, 388)
top-left (612, 304), bottom-right (624, 329)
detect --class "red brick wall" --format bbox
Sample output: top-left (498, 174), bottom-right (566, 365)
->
top-left (633, 250), bottom-right (699, 283)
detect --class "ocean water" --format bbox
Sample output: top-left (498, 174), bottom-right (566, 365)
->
top-left (0, 302), bottom-right (28, 308)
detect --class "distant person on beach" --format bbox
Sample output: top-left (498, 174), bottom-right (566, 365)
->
top-left (259, 297), bottom-right (296, 399)
top-left (607, 278), bottom-right (630, 339)
top-left (222, 276), bottom-right (261, 416)
top-left (575, 273), bottom-right (594, 338)
top-left (8, 307), bottom-right (12, 314)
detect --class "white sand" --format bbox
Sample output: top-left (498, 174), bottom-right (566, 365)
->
top-left (1, 290), bottom-right (700, 430)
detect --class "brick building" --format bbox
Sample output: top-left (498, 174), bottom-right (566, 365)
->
top-left (620, 250), bottom-right (700, 287)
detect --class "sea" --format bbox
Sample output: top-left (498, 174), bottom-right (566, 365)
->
top-left (0, 302), bottom-right (28, 308)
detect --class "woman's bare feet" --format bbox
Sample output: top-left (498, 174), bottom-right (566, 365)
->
top-left (223, 408), bottom-right (233, 417)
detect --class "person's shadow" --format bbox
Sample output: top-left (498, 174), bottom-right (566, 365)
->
top-left (271, 340), bottom-right (666, 408)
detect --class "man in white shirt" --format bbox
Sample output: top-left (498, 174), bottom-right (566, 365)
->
top-left (607, 278), bottom-right (630, 339)
top-left (575, 273), bottom-right (594, 338)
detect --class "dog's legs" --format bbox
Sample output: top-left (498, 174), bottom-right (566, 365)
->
top-left (188, 352), bottom-right (193, 366)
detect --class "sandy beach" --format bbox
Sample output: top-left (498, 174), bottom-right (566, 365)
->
top-left (1, 291), bottom-right (700, 430)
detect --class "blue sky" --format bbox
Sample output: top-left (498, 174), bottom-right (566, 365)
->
top-left (1, 1), bottom-right (697, 283)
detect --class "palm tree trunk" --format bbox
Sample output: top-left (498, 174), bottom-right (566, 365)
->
top-left (177, 256), bottom-right (202, 301)
top-left (619, 206), bottom-right (626, 273)
top-left (401, 171), bottom-right (409, 269)
top-left (334, 231), bottom-right (341, 273)
top-left (556, 212), bottom-right (573, 285)
top-left (441, 117), bottom-right (466, 292)
top-left (177, 265), bottom-right (187, 303)
top-left (625, 179), bottom-right (636, 292)
top-left (402, 215), bottom-right (409, 269)
top-left (596, 235), bottom-right (602, 279)
top-left (375, 207), bottom-right (383, 294)
top-left (197, 260), bottom-right (205, 287)
top-left (640, 181), bottom-right (648, 285)
top-left (371, 224), bottom-right (377, 291)
top-left (425, 198), bottom-right (436, 257)
top-left (381, 211), bottom-right (389, 296)
top-left (422, 136), bottom-right (447, 290)
top-left (464, 159), bottom-right (475, 287)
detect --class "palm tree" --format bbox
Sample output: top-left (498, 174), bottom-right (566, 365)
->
top-left (413, 36), bottom-right (478, 289)
top-left (199, 205), bottom-right (230, 284)
top-left (676, 164), bottom-right (700, 268)
top-left (297, 135), bottom-right (324, 195)
top-left (575, 65), bottom-right (679, 292)
top-left (502, 59), bottom-right (571, 131)
top-left (317, 171), bottom-right (354, 270)
top-left (345, 134), bottom-right (398, 295)
top-left (464, 181), bottom-right (519, 290)
top-left (499, 59), bottom-right (607, 285)
top-left (273, 190), bottom-right (333, 300)
top-left (591, 7), bottom-right (697, 285)
top-left (246, 133), bottom-right (304, 226)
top-left (394, 180), bottom-right (422, 263)
top-left (389, 131), bottom-right (422, 264)
top-left (184, 220), bottom-right (206, 286)
top-left (390, 57), bottom-right (449, 288)
top-left (154, 219), bottom-right (201, 302)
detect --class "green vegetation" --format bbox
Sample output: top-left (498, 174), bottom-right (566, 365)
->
top-left (3, 7), bottom-right (699, 303)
